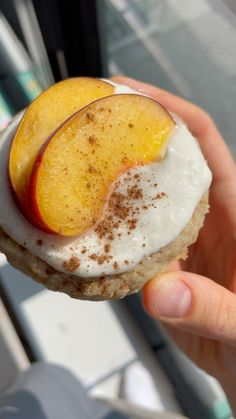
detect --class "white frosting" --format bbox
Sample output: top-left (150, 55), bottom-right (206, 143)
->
top-left (0, 83), bottom-right (212, 277)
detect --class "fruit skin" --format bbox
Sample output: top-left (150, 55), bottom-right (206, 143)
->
top-left (29, 94), bottom-right (175, 236)
top-left (8, 77), bottom-right (114, 230)
top-left (28, 148), bottom-right (51, 231)
top-left (8, 165), bottom-right (52, 232)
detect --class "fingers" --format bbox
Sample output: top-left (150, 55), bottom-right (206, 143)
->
top-left (112, 76), bottom-right (236, 182)
top-left (142, 271), bottom-right (236, 346)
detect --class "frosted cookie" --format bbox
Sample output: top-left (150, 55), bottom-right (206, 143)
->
top-left (0, 78), bottom-right (212, 300)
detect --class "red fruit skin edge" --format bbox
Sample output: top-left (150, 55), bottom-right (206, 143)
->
top-left (28, 142), bottom-right (56, 234)
top-left (8, 137), bottom-right (54, 234)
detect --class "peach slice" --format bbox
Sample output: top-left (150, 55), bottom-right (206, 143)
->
top-left (9, 77), bottom-right (114, 228)
top-left (30, 94), bottom-right (175, 236)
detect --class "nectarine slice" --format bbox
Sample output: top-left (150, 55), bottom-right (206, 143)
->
top-left (31, 94), bottom-right (175, 236)
top-left (9, 77), bottom-right (114, 227)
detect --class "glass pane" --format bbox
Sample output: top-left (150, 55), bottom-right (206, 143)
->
top-left (103, 0), bottom-right (236, 157)
top-left (0, 0), bottom-right (53, 129)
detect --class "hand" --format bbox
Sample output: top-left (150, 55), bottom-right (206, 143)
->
top-left (113, 77), bottom-right (236, 409)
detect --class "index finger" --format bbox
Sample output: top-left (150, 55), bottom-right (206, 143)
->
top-left (112, 76), bottom-right (236, 182)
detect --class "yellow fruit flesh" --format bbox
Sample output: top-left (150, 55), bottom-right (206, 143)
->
top-left (34, 94), bottom-right (175, 236)
top-left (9, 78), bottom-right (114, 206)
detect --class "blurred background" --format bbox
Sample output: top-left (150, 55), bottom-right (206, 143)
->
top-left (0, 0), bottom-right (235, 157)
top-left (0, 1), bottom-right (235, 418)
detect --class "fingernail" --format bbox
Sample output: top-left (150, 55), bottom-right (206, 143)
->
top-left (151, 278), bottom-right (192, 318)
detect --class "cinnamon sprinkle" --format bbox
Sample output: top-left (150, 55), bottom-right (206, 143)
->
top-left (88, 165), bottom-right (97, 174)
top-left (154, 192), bottom-right (167, 199)
top-left (94, 176), bottom-right (145, 243)
top-left (127, 218), bottom-right (137, 230)
top-left (88, 135), bottom-right (97, 144)
top-left (127, 185), bottom-right (143, 199)
top-left (63, 256), bottom-right (80, 272)
top-left (89, 253), bottom-right (112, 265)
top-left (86, 112), bottom-right (94, 121)
top-left (104, 243), bottom-right (111, 253)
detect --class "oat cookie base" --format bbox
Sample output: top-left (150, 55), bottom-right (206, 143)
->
top-left (0, 193), bottom-right (208, 300)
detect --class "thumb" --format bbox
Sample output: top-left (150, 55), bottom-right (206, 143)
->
top-left (143, 271), bottom-right (236, 346)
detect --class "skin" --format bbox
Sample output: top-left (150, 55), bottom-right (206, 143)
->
top-left (112, 77), bottom-right (236, 411)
